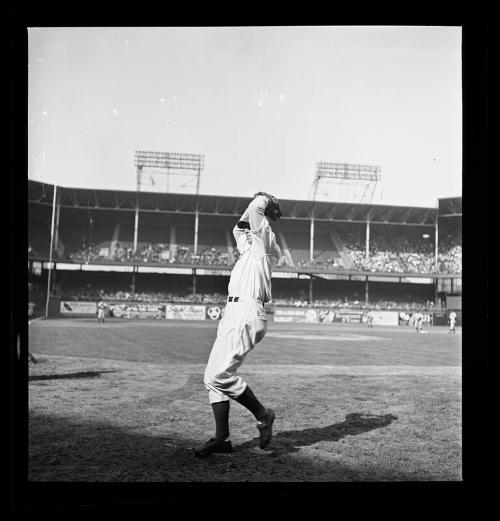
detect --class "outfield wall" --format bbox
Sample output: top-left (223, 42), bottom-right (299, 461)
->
top-left (53, 298), bottom-right (461, 326)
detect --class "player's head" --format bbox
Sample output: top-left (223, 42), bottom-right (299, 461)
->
top-left (254, 191), bottom-right (282, 221)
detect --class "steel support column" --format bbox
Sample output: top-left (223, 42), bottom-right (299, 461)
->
top-left (133, 208), bottom-right (139, 253)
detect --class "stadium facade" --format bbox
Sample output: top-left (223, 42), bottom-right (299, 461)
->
top-left (28, 180), bottom-right (462, 325)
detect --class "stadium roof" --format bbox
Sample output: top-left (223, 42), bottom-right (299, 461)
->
top-left (28, 180), bottom-right (459, 226)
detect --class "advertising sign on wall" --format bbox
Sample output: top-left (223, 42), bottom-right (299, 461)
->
top-left (398, 312), bottom-right (433, 326)
top-left (277, 307), bottom-right (370, 324)
top-left (165, 304), bottom-right (206, 320)
top-left (333, 310), bottom-right (364, 324)
top-left (318, 309), bottom-right (336, 323)
top-left (298, 308), bottom-right (319, 323)
top-left (369, 311), bottom-right (399, 326)
top-left (109, 302), bottom-right (165, 319)
top-left (60, 301), bottom-right (97, 315)
top-left (206, 306), bottom-right (225, 320)
top-left (274, 308), bottom-right (297, 323)
top-left (431, 311), bottom-right (448, 326)
top-left (274, 307), bottom-right (319, 323)
top-left (430, 311), bottom-right (462, 327)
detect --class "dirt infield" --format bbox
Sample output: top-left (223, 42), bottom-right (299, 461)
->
top-left (27, 319), bottom-right (461, 482)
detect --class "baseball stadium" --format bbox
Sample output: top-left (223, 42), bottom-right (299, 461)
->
top-left (27, 172), bottom-right (462, 482)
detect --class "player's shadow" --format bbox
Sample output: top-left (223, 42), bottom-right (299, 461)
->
top-left (29, 370), bottom-right (118, 381)
top-left (235, 412), bottom-right (398, 455)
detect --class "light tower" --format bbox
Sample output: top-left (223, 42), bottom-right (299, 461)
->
top-left (134, 150), bottom-right (204, 195)
top-left (131, 151), bottom-right (205, 285)
top-left (309, 162), bottom-right (381, 203)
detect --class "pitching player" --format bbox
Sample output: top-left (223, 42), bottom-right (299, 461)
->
top-left (97, 299), bottom-right (107, 323)
top-left (449, 311), bottom-right (457, 334)
top-left (194, 192), bottom-right (282, 458)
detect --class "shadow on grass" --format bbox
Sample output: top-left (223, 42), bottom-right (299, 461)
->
top-left (28, 411), bottom-right (411, 485)
top-left (29, 370), bottom-right (118, 381)
top-left (235, 413), bottom-right (398, 455)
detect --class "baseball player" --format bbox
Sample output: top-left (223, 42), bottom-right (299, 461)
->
top-left (366, 310), bottom-right (374, 328)
top-left (97, 299), bottom-right (107, 323)
top-left (448, 311), bottom-right (457, 334)
top-left (414, 311), bottom-right (424, 333)
top-left (194, 192), bottom-right (282, 458)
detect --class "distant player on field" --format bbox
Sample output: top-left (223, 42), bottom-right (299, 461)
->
top-left (194, 192), bottom-right (281, 458)
top-left (414, 311), bottom-right (424, 333)
top-left (97, 299), bottom-right (107, 323)
top-left (366, 310), bottom-right (374, 328)
top-left (448, 311), bottom-right (457, 334)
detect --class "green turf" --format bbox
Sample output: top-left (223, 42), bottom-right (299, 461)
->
top-left (27, 318), bottom-right (461, 482)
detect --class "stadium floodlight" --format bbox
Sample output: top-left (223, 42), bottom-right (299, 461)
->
top-left (315, 162), bottom-right (381, 181)
top-left (134, 150), bottom-right (205, 256)
top-left (134, 150), bottom-right (204, 196)
top-left (134, 151), bottom-right (204, 171)
top-left (310, 162), bottom-right (382, 204)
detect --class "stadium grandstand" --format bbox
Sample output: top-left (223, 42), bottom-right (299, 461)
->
top-left (28, 180), bottom-right (462, 320)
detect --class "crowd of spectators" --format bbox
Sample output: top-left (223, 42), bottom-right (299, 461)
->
top-left (288, 231), bottom-right (439, 274)
top-left (296, 258), bottom-right (343, 269)
top-left (33, 228), bottom-right (462, 275)
top-left (272, 296), bottom-right (434, 311)
top-left (65, 241), bottom-right (232, 266)
top-left (438, 231), bottom-right (462, 273)
top-left (58, 283), bottom-right (433, 311)
top-left (61, 286), bottom-right (228, 304)
top-left (67, 243), bottom-right (104, 263)
top-left (191, 247), bottom-right (232, 265)
top-left (339, 231), bottom-right (437, 274)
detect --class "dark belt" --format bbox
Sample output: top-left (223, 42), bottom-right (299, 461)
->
top-left (227, 296), bottom-right (264, 304)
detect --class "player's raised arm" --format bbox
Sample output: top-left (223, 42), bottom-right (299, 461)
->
top-left (233, 196), bottom-right (268, 254)
top-left (247, 194), bottom-right (269, 233)
top-left (270, 234), bottom-right (281, 261)
top-left (234, 192), bottom-right (281, 256)
top-left (233, 208), bottom-right (251, 254)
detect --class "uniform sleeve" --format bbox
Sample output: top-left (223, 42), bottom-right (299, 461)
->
top-left (239, 195), bottom-right (276, 257)
top-left (233, 207), bottom-right (251, 254)
top-left (247, 195), bottom-right (269, 233)
top-left (233, 224), bottom-right (251, 254)
top-left (270, 234), bottom-right (281, 261)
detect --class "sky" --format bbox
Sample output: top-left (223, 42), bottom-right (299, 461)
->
top-left (28, 26), bottom-right (462, 207)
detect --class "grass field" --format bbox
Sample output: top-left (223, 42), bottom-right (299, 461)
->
top-left (27, 318), bottom-right (462, 482)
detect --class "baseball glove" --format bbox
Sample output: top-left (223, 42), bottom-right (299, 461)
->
top-left (254, 191), bottom-right (282, 221)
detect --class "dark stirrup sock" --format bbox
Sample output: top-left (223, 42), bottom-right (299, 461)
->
top-left (211, 401), bottom-right (230, 441)
top-left (234, 386), bottom-right (267, 421)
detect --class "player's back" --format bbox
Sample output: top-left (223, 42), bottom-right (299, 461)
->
top-left (228, 233), bottom-right (277, 302)
top-left (228, 195), bottom-right (280, 303)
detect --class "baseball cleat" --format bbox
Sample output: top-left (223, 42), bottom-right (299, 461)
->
top-left (256, 408), bottom-right (275, 449)
top-left (193, 438), bottom-right (233, 458)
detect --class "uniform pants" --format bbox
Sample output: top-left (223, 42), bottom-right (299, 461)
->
top-left (204, 298), bottom-right (267, 404)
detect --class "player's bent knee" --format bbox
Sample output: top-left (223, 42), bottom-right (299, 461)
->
top-left (204, 371), bottom-right (237, 394)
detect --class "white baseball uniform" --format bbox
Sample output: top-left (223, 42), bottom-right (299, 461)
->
top-left (414, 312), bottom-right (423, 331)
top-left (449, 311), bottom-right (456, 331)
top-left (97, 301), bottom-right (106, 321)
top-left (203, 195), bottom-right (281, 404)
